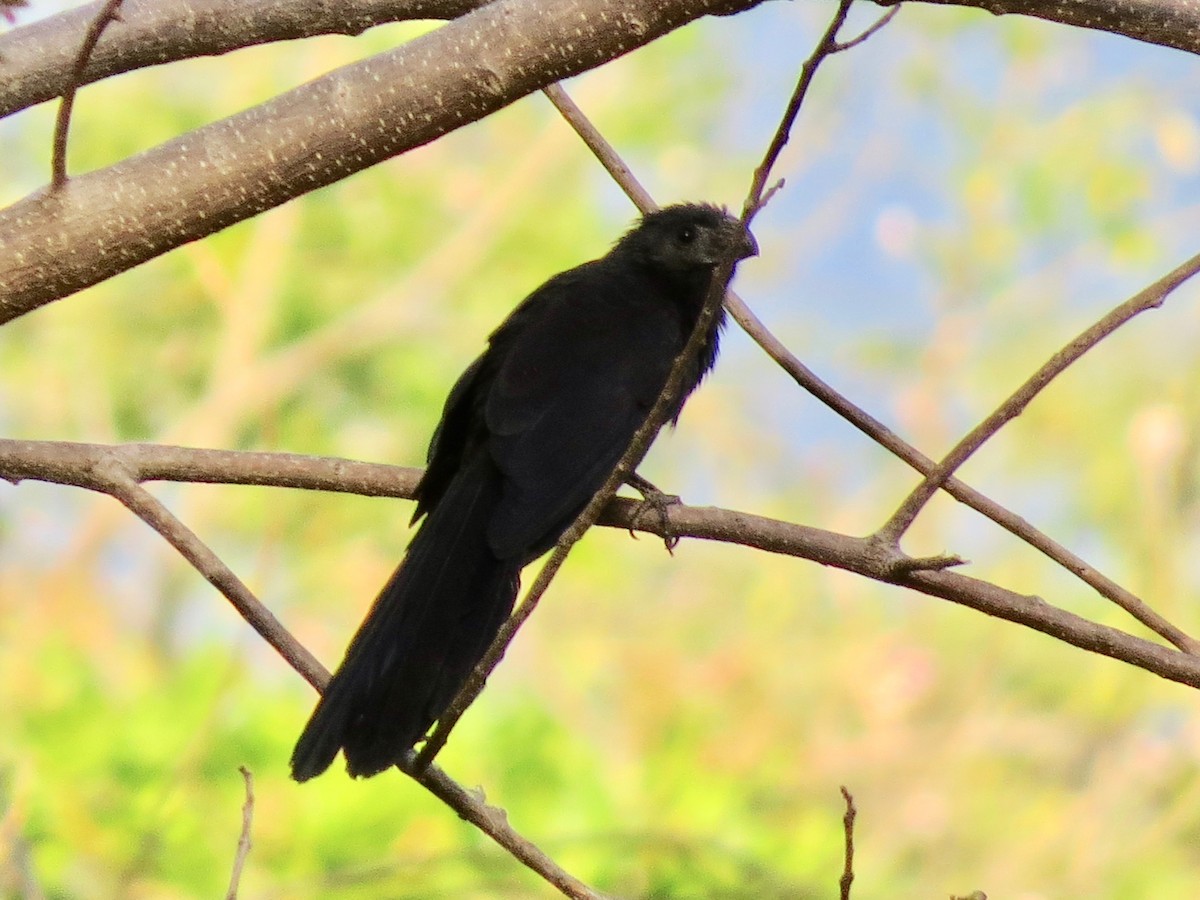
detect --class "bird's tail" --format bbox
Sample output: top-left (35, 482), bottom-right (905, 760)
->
top-left (290, 455), bottom-right (518, 781)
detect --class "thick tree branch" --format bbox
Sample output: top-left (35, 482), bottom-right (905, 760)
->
top-left (900, 0), bottom-right (1200, 56)
top-left (0, 0), bottom-right (762, 325)
top-left (0, 0), bottom-right (485, 119)
top-left (4, 0), bottom-right (1200, 126)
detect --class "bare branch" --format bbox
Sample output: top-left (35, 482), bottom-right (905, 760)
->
top-left (0, 0), bottom-right (486, 119)
top-left (832, 5), bottom-right (900, 52)
top-left (543, 84), bottom-right (657, 213)
top-left (899, 0), bottom-right (1200, 56)
top-left (50, 0), bottom-right (126, 190)
top-left (225, 766), bottom-right (255, 900)
top-left (619, 501), bottom-right (1200, 690)
top-left (0, 0), bottom-right (764, 324)
top-left (743, 0), bottom-right (854, 218)
top-left (875, 249), bottom-right (1200, 545)
top-left (0, 438), bottom-right (422, 496)
top-left (100, 453), bottom-right (328, 684)
top-left (4, 438), bottom-right (1200, 689)
top-left (403, 759), bottom-right (612, 899)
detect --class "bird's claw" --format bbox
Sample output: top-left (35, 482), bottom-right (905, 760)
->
top-left (626, 473), bottom-right (682, 554)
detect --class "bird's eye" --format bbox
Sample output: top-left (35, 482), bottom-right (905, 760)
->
top-left (677, 225), bottom-right (697, 243)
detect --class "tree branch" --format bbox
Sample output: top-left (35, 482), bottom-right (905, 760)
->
top-left (4, 441), bottom-right (1199, 703)
top-left (5, 0), bottom-right (1200, 126)
top-left (900, 0), bottom-right (1200, 56)
top-left (0, 0), bottom-right (763, 325)
top-left (874, 248), bottom-right (1200, 545)
top-left (0, 0), bottom-right (486, 119)
top-left (839, 786), bottom-right (856, 900)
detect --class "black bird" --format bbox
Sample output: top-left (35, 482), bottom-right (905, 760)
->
top-left (291, 203), bottom-right (757, 781)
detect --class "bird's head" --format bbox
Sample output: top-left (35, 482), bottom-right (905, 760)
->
top-left (616, 203), bottom-right (758, 275)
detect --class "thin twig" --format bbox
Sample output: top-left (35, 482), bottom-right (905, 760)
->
top-left (50, 0), bottom-right (125, 190)
top-left (875, 249), bottom-right (1200, 545)
top-left (225, 766), bottom-right (255, 900)
top-left (542, 82), bottom-right (1200, 653)
top-left (839, 786), bottom-right (856, 900)
top-left (832, 5), bottom-right (900, 52)
top-left (742, 0), bottom-right (855, 218)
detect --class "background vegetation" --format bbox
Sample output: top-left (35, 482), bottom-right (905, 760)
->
top-left (2, 1), bottom-right (1200, 896)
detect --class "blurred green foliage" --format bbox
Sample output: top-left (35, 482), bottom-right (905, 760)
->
top-left (3, 4), bottom-right (1200, 899)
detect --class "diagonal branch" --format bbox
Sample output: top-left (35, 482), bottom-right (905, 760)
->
top-left (92, 448), bottom-right (328, 681)
top-left (0, 0), bottom-right (764, 324)
top-left (874, 249), bottom-right (1200, 545)
top-left (742, 0), bottom-right (858, 217)
top-left (725, 301), bottom-right (1200, 654)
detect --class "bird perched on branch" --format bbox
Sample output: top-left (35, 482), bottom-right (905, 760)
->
top-left (291, 203), bottom-right (757, 781)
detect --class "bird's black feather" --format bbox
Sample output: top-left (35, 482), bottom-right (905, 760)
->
top-left (290, 203), bottom-right (757, 781)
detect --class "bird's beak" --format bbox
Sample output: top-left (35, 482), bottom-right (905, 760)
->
top-left (723, 218), bottom-right (758, 261)
top-left (737, 228), bottom-right (759, 260)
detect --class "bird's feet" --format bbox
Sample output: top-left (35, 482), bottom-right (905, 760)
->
top-left (626, 472), bottom-right (682, 553)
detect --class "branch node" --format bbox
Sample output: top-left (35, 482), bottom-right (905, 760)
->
top-left (891, 553), bottom-right (966, 575)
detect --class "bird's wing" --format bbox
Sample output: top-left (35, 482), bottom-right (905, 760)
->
top-left (483, 266), bottom-right (681, 561)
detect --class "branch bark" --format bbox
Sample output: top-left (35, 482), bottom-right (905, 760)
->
top-left (4, 0), bottom-right (1199, 124)
top-left (901, 0), bottom-right (1200, 56)
top-left (0, 0), bottom-right (761, 324)
top-left (0, 0), bottom-right (485, 119)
